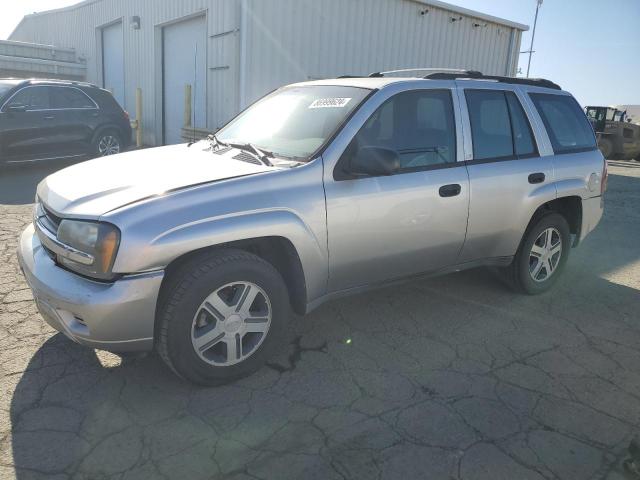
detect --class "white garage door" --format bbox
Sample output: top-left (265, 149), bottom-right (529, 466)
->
top-left (163, 15), bottom-right (207, 145)
top-left (102, 22), bottom-right (125, 107)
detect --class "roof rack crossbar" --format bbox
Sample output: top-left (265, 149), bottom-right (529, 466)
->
top-left (424, 71), bottom-right (561, 90)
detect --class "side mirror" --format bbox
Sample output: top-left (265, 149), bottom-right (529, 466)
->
top-left (348, 146), bottom-right (400, 177)
top-left (6, 103), bottom-right (27, 113)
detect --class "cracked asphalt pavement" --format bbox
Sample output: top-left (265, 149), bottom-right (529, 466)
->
top-left (1, 160), bottom-right (639, 479)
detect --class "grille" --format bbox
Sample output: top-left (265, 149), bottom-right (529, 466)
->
top-left (42, 245), bottom-right (57, 261)
top-left (233, 152), bottom-right (262, 165)
top-left (43, 205), bottom-right (62, 228)
top-left (39, 204), bottom-right (62, 234)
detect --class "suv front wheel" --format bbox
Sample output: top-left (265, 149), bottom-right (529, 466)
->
top-left (157, 249), bottom-right (290, 385)
top-left (507, 213), bottom-right (571, 295)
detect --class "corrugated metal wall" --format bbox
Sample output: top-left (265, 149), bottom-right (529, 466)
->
top-left (242, 0), bottom-right (522, 105)
top-left (10, 0), bottom-right (523, 146)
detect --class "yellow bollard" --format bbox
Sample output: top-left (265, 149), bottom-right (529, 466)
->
top-left (184, 84), bottom-right (192, 128)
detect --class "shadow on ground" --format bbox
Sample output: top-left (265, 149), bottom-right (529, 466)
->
top-left (3, 169), bottom-right (640, 479)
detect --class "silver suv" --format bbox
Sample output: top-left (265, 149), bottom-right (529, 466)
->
top-left (18, 71), bottom-right (606, 385)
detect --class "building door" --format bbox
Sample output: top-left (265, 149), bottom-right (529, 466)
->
top-left (163, 15), bottom-right (206, 145)
top-left (102, 22), bottom-right (125, 107)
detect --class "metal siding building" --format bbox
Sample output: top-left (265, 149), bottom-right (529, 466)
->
top-left (0, 40), bottom-right (87, 80)
top-left (9, 0), bottom-right (527, 146)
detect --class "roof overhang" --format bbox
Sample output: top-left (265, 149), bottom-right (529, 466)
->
top-left (411, 0), bottom-right (529, 31)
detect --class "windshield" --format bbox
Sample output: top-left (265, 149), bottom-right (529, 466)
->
top-left (0, 81), bottom-right (19, 102)
top-left (586, 108), bottom-right (604, 121)
top-left (217, 85), bottom-right (371, 159)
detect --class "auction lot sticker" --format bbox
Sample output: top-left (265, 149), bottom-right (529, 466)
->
top-left (309, 98), bottom-right (352, 109)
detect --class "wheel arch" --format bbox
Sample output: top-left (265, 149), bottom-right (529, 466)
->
top-left (91, 123), bottom-right (127, 147)
top-left (525, 195), bottom-right (583, 247)
top-left (157, 236), bottom-right (308, 319)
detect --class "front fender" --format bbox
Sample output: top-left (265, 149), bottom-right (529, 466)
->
top-left (113, 209), bottom-right (328, 304)
top-left (105, 159), bottom-right (329, 303)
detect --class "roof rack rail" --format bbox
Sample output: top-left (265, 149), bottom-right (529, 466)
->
top-left (368, 67), bottom-right (471, 78)
top-left (424, 71), bottom-right (561, 90)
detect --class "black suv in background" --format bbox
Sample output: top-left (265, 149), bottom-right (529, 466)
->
top-left (0, 79), bottom-right (132, 166)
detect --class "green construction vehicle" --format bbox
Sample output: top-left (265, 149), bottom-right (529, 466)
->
top-left (585, 106), bottom-right (640, 160)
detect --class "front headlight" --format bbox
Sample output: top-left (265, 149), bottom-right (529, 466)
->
top-left (57, 220), bottom-right (120, 280)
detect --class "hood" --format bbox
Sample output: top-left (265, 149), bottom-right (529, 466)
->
top-left (37, 142), bottom-right (276, 218)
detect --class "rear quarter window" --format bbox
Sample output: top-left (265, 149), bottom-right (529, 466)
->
top-left (89, 88), bottom-right (122, 111)
top-left (529, 93), bottom-right (596, 154)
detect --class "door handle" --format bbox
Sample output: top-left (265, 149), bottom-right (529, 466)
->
top-left (439, 184), bottom-right (462, 197)
top-left (528, 172), bottom-right (545, 184)
top-left (43, 116), bottom-right (55, 120)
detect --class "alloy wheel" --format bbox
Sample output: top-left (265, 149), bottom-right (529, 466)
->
top-left (98, 135), bottom-right (121, 156)
top-left (191, 282), bottom-right (272, 366)
top-left (529, 227), bottom-right (562, 282)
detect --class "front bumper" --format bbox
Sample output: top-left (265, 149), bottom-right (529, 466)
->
top-left (17, 224), bottom-right (164, 352)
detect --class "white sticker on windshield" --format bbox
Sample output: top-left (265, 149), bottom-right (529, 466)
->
top-left (309, 98), bottom-right (352, 109)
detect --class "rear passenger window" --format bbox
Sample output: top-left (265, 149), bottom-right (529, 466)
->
top-left (465, 90), bottom-right (514, 160)
top-left (529, 93), bottom-right (596, 154)
top-left (51, 87), bottom-right (95, 109)
top-left (505, 92), bottom-right (536, 157)
top-left (465, 89), bottom-right (538, 161)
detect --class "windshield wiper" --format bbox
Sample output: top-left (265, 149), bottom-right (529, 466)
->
top-left (207, 134), bottom-right (229, 151)
top-left (228, 142), bottom-right (274, 166)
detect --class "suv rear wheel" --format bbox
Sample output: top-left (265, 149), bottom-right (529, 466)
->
top-left (94, 129), bottom-right (122, 157)
top-left (157, 249), bottom-right (290, 385)
top-left (507, 213), bottom-right (570, 295)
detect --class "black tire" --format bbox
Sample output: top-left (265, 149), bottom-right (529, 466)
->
top-left (506, 213), bottom-right (571, 295)
top-left (598, 137), bottom-right (613, 159)
top-left (93, 129), bottom-right (122, 157)
top-left (156, 249), bottom-right (290, 386)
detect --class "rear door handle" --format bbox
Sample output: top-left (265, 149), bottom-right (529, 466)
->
top-left (43, 116), bottom-right (55, 120)
top-left (528, 172), bottom-right (545, 184)
top-left (439, 184), bottom-right (462, 197)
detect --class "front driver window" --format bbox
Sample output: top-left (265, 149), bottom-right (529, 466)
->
top-left (344, 89), bottom-right (457, 172)
top-left (7, 87), bottom-right (50, 111)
